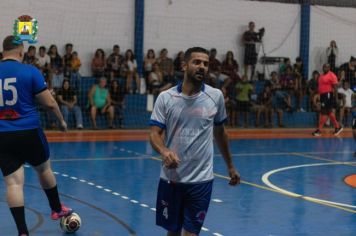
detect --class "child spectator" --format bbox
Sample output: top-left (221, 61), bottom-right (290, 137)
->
top-left (109, 80), bottom-right (125, 128)
top-left (338, 81), bottom-right (355, 127)
top-left (235, 75), bottom-right (253, 127)
top-left (124, 49), bottom-right (140, 94)
top-left (70, 51), bottom-right (81, 89)
top-left (91, 49), bottom-right (106, 79)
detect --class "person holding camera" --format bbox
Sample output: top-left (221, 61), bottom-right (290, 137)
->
top-left (242, 21), bottom-right (264, 81)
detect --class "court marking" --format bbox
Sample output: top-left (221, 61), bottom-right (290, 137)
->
top-left (0, 200), bottom-right (44, 234)
top-left (50, 169), bottom-right (223, 236)
top-left (261, 162), bottom-right (356, 212)
top-left (24, 183), bottom-right (137, 236)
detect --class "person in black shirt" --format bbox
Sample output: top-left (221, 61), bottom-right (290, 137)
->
top-left (109, 80), bottom-right (125, 128)
top-left (57, 79), bottom-right (83, 129)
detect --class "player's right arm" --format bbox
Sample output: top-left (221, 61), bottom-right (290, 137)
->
top-left (149, 92), bottom-right (180, 168)
top-left (149, 126), bottom-right (180, 168)
top-left (36, 90), bottom-right (67, 131)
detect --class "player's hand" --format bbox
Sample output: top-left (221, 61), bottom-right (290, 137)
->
top-left (59, 120), bottom-right (68, 132)
top-left (228, 167), bottom-right (240, 186)
top-left (161, 148), bottom-right (180, 169)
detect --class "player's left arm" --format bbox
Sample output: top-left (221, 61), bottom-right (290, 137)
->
top-left (213, 125), bottom-right (240, 186)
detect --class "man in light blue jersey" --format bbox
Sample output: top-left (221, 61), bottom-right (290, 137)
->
top-left (0, 36), bottom-right (72, 236)
top-left (149, 47), bottom-right (240, 236)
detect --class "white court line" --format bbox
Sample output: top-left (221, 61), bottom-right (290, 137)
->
top-left (262, 162), bottom-right (356, 209)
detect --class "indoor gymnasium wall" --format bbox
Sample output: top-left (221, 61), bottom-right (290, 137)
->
top-left (310, 5), bottom-right (356, 75)
top-left (0, 0), bottom-right (134, 76)
top-left (144, 0), bottom-right (301, 75)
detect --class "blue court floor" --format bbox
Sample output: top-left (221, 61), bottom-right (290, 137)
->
top-left (1, 135), bottom-right (356, 236)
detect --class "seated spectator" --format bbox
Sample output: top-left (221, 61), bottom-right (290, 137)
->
top-left (256, 85), bottom-right (273, 127)
top-left (221, 51), bottom-right (239, 85)
top-left (63, 43), bottom-right (73, 78)
top-left (124, 49), bottom-right (140, 93)
top-left (88, 77), bottom-right (114, 129)
top-left (144, 49), bottom-right (156, 79)
top-left (148, 62), bottom-right (163, 96)
top-left (307, 70), bottom-right (319, 111)
top-left (208, 48), bottom-right (223, 88)
top-left (48, 44), bottom-right (63, 90)
top-left (235, 75), bottom-right (253, 127)
top-left (338, 81), bottom-right (355, 127)
top-left (70, 51), bottom-right (81, 89)
top-left (110, 80), bottom-right (125, 128)
top-left (23, 45), bottom-right (37, 65)
top-left (36, 46), bottom-right (51, 87)
top-left (279, 58), bottom-right (291, 77)
top-left (57, 79), bottom-right (83, 129)
top-left (157, 48), bottom-right (175, 91)
top-left (281, 66), bottom-right (304, 111)
top-left (91, 49), bottom-right (106, 79)
top-left (107, 45), bottom-right (124, 81)
top-left (339, 56), bottom-right (356, 89)
top-left (173, 51), bottom-right (185, 81)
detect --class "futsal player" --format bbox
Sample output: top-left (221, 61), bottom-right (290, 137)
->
top-left (0, 36), bottom-right (72, 236)
top-left (149, 47), bottom-right (240, 236)
top-left (312, 63), bottom-right (343, 136)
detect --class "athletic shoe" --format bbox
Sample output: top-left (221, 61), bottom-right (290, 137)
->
top-left (51, 204), bottom-right (73, 220)
top-left (312, 129), bottom-right (321, 136)
top-left (333, 127), bottom-right (343, 136)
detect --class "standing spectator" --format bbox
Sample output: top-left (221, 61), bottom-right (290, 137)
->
top-left (256, 85), bottom-right (273, 127)
top-left (23, 46), bottom-right (37, 65)
top-left (307, 71), bottom-right (320, 111)
top-left (62, 43), bottom-right (73, 78)
top-left (91, 49), bottom-right (106, 79)
top-left (235, 75), bottom-right (254, 127)
top-left (339, 57), bottom-right (356, 89)
top-left (124, 49), bottom-right (140, 94)
top-left (48, 45), bottom-right (63, 90)
top-left (279, 58), bottom-right (291, 77)
top-left (70, 51), bottom-right (81, 90)
top-left (88, 77), bottom-right (114, 129)
top-left (36, 46), bottom-right (51, 87)
top-left (143, 49), bottom-right (156, 79)
top-left (338, 81), bottom-right (355, 127)
top-left (110, 80), bottom-right (125, 128)
top-left (312, 64), bottom-right (343, 136)
top-left (106, 45), bottom-right (124, 81)
top-left (57, 79), bottom-right (83, 129)
top-left (326, 40), bottom-right (338, 73)
top-left (242, 21), bottom-right (264, 80)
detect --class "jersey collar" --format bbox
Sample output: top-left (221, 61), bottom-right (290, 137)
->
top-left (177, 82), bottom-right (205, 94)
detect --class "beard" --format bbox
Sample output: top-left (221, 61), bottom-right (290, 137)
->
top-left (187, 69), bottom-right (206, 84)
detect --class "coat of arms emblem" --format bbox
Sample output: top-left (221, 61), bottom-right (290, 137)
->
top-left (13, 15), bottom-right (38, 44)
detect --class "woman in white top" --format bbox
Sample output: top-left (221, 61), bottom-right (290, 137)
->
top-left (144, 49), bottom-right (156, 79)
top-left (124, 49), bottom-right (140, 94)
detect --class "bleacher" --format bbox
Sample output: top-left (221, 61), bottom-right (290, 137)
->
top-left (38, 77), bottom-right (327, 129)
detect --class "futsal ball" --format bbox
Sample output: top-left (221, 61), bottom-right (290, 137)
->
top-left (60, 212), bottom-right (81, 233)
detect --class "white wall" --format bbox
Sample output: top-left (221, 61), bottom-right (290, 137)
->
top-left (0, 0), bottom-right (134, 76)
top-left (144, 0), bottom-right (301, 76)
top-left (310, 5), bottom-right (356, 74)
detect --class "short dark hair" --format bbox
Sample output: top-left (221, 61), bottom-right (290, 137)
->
top-left (113, 45), bottom-right (119, 49)
top-left (184, 47), bottom-right (209, 61)
top-left (39, 46), bottom-right (46, 51)
top-left (3, 35), bottom-right (23, 51)
top-left (65, 43), bottom-right (73, 48)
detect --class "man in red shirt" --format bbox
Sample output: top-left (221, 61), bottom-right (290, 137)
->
top-left (313, 63), bottom-right (343, 136)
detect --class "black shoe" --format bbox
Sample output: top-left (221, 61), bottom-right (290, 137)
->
top-left (312, 129), bottom-right (321, 136)
top-left (333, 127), bottom-right (343, 136)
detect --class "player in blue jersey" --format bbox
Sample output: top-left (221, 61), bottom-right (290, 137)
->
top-left (149, 47), bottom-right (240, 236)
top-left (0, 36), bottom-right (72, 236)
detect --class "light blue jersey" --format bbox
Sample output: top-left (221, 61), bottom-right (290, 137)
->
top-left (149, 83), bottom-right (227, 183)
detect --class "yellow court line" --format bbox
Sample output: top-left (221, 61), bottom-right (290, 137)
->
top-left (150, 156), bottom-right (356, 214)
top-left (291, 152), bottom-right (356, 167)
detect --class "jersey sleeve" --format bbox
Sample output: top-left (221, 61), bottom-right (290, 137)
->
top-left (330, 72), bottom-right (338, 85)
top-left (214, 90), bottom-right (227, 126)
top-left (31, 67), bottom-right (47, 95)
top-left (149, 93), bottom-right (167, 129)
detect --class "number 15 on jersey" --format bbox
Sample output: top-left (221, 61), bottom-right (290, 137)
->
top-left (0, 78), bottom-right (18, 106)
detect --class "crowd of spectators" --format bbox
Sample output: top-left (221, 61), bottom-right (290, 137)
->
top-left (1, 34), bottom-right (354, 130)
